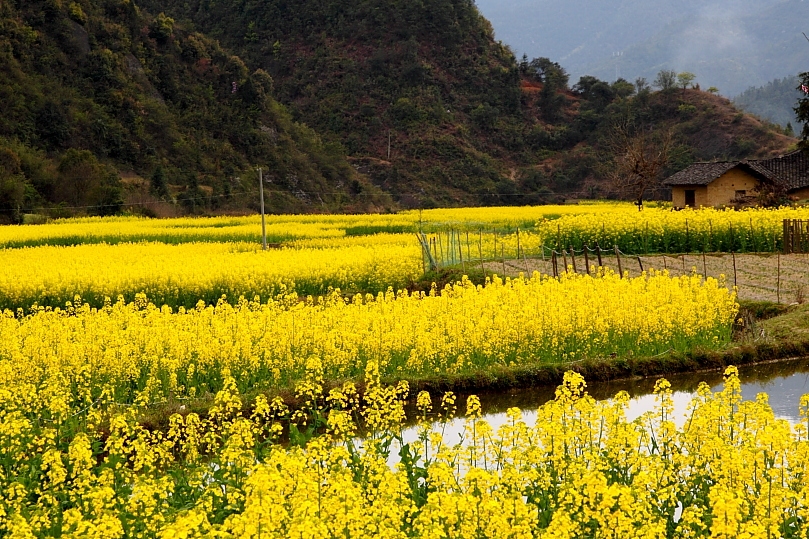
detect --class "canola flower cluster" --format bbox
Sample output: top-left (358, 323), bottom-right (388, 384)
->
top-left (0, 207), bottom-right (597, 248)
top-left (532, 206), bottom-right (809, 254)
top-left (2, 363), bottom-right (809, 538)
top-left (1, 205), bottom-right (805, 309)
top-left (0, 270), bottom-right (737, 402)
top-left (0, 236), bottom-right (421, 309)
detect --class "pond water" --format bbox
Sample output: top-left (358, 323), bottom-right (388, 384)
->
top-left (392, 358), bottom-right (809, 452)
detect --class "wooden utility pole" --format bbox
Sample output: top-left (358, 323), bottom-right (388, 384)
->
top-left (259, 167), bottom-right (267, 250)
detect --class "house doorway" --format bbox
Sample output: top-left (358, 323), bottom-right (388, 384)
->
top-left (685, 190), bottom-right (696, 207)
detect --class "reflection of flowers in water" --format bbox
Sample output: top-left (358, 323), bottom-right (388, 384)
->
top-left (391, 367), bottom-right (809, 471)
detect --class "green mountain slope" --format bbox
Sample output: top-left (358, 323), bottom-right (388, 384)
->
top-left (734, 76), bottom-right (804, 130)
top-left (138, 0), bottom-right (527, 206)
top-left (1, 0), bottom-right (797, 217)
top-left (133, 0), bottom-right (798, 205)
top-left (0, 0), bottom-right (388, 222)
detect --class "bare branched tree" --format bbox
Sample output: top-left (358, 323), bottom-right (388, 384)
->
top-left (601, 118), bottom-right (678, 210)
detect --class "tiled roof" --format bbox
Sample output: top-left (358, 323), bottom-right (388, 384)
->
top-left (662, 162), bottom-right (753, 186)
top-left (750, 151), bottom-right (809, 191)
top-left (663, 151), bottom-right (809, 192)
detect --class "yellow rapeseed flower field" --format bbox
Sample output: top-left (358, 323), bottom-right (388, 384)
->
top-left (0, 270), bottom-right (737, 402)
top-left (1, 362), bottom-right (809, 538)
top-left (0, 236), bottom-right (421, 309)
top-left (534, 206), bottom-right (809, 254)
top-left (2, 207), bottom-right (807, 538)
top-left (3, 204), bottom-right (808, 308)
top-left (0, 204), bottom-right (633, 247)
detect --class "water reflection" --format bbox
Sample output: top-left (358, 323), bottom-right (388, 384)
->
top-left (394, 358), bottom-right (809, 453)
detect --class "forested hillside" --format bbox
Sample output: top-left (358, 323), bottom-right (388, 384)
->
top-left (734, 76), bottom-right (804, 131)
top-left (0, 0), bottom-right (388, 223)
top-left (0, 0), bottom-right (798, 219)
top-left (135, 0), bottom-right (797, 206)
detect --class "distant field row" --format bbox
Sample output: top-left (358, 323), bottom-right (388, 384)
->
top-left (1, 204), bottom-right (809, 309)
top-left (3, 204), bottom-right (808, 254)
top-left (0, 236), bottom-right (422, 311)
top-left (0, 205), bottom-right (615, 248)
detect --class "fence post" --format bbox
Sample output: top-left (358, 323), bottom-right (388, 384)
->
top-left (729, 223), bottom-right (735, 255)
top-left (685, 218), bottom-right (689, 253)
top-left (458, 231), bottom-right (465, 274)
top-left (438, 232), bottom-right (445, 266)
top-left (569, 246), bottom-right (577, 274)
top-left (552, 251), bottom-right (558, 278)
top-left (784, 219), bottom-right (791, 255)
top-left (802, 220), bottom-right (807, 254)
top-left (637, 256), bottom-right (644, 273)
top-left (596, 242), bottom-right (603, 267)
top-left (562, 249), bottom-right (568, 274)
top-left (614, 245), bottom-right (623, 277)
top-left (777, 252), bottom-right (781, 303)
top-left (501, 244), bottom-right (506, 277)
top-left (583, 244), bottom-right (590, 275)
top-left (732, 250), bottom-right (737, 288)
top-left (557, 224), bottom-right (561, 251)
top-left (478, 230), bottom-right (486, 281)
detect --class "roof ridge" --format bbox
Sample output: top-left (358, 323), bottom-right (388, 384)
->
top-left (664, 152), bottom-right (809, 190)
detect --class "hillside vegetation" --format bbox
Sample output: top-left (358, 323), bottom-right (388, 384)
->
top-left (734, 76), bottom-right (804, 131)
top-left (0, 0), bottom-right (391, 223)
top-left (0, 0), bottom-right (798, 219)
top-left (140, 0), bottom-right (798, 205)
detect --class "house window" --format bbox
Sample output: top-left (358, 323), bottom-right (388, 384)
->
top-left (685, 190), bottom-right (696, 207)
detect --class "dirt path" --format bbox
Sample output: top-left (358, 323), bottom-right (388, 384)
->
top-left (479, 253), bottom-right (809, 304)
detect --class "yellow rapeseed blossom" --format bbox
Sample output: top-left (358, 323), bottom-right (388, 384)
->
top-left (0, 270), bottom-right (736, 402)
top-left (0, 364), bottom-right (808, 537)
top-left (0, 239), bottom-right (421, 309)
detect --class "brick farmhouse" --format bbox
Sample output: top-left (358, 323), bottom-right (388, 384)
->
top-left (663, 150), bottom-right (809, 208)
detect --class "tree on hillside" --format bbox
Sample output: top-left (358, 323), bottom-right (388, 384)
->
top-left (56, 149), bottom-right (123, 215)
top-left (527, 57), bottom-right (569, 122)
top-left (677, 72), bottom-right (696, 92)
top-left (602, 119), bottom-right (678, 210)
top-left (796, 71), bottom-right (809, 146)
top-left (635, 77), bottom-right (650, 94)
top-left (0, 147), bottom-right (26, 223)
top-left (654, 70), bottom-right (677, 92)
top-left (150, 165), bottom-right (170, 200)
top-left (573, 76), bottom-right (615, 111)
